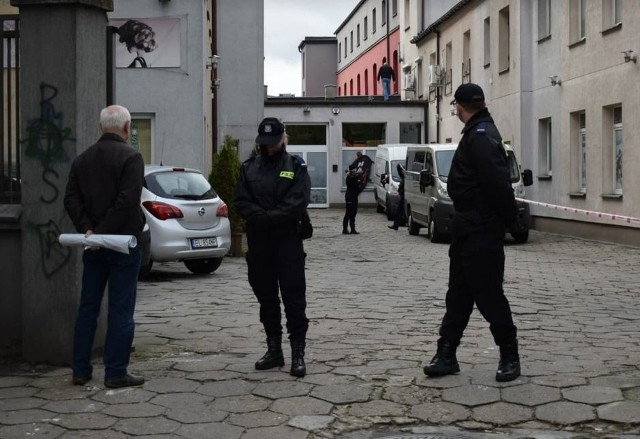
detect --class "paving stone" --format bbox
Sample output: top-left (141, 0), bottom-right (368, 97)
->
top-left (186, 370), bottom-right (243, 382)
top-left (0, 397), bottom-right (46, 411)
top-left (55, 430), bottom-right (132, 438)
top-left (252, 381), bottom-right (313, 399)
top-left (196, 379), bottom-right (257, 397)
top-left (141, 377), bottom-right (199, 393)
top-left (175, 422), bottom-right (243, 439)
top-left (348, 400), bottom-right (406, 417)
top-left (0, 408), bottom-right (56, 425)
top-left (531, 375), bottom-right (588, 388)
top-left (502, 383), bottom-right (561, 406)
top-left (92, 388), bottom-right (156, 404)
top-left (410, 401), bottom-right (470, 424)
top-left (35, 386), bottom-right (99, 401)
top-left (441, 384), bottom-right (500, 406)
top-left (562, 385), bottom-right (624, 404)
top-left (209, 395), bottom-right (272, 413)
top-left (241, 425), bottom-right (310, 439)
top-left (112, 416), bottom-right (180, 435)
top-left (288, 415), bottom-right (334, 431)
top-left (42, 399), bottom-right (105, 414)
top-left (624, 386), bottom-right (640, 401)
top-left (51, 412), bottom-right (117, 430)
top-left (589, 375), bottom-right (640, 389)
top-left (472, 402), bottom-right (533, 425)
top-left (597, 401), bottom-right (640, 424)
top-left (165, 405), bottom-right (228, 423)
top-left (382, 385), bottom-right (440, 405)
top-left (0, 423), bottom-right (66, 438)
top-left (0, 386), bottom-right (38, 399)
top-left (535, 401), bottom-right (596, 424)
top-left (101, 402), bottom-right (166, 418)
top-left (149, 392), bottom-right (212, 408)
top-left (0, 376), bottom-right (31, 388)
top-left (271, 396), bottom-right (333, 416)
top-left (310, 384), bottom-right (371, 404)
top-left (226, 410), bottom-right (287, 428)
top-left (417, 374), bottom-right (471, 389)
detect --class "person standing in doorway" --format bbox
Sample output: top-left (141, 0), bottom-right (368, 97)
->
top-left (64, 105), bottom-right (146, 389)
top-left (423, 83), bottom-right (522, 382)
top-left (377, 62), bottom-right (395, 101)
top-left (388, 162), bottom-right (406, 230)
top-left (235, 117), bottom-right (311, 377)
top-left (343, 168), bottom-right (361, 234)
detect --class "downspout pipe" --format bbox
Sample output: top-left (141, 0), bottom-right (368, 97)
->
top-left (435, 30), bottom-right (440, 143)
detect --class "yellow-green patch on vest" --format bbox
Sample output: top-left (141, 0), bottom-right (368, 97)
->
top-left (280, 170), bottom-right (294, 180)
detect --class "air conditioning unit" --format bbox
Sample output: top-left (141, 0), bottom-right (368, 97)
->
top-left (428, 65), bottom-right (443, 87)
top-left (405, 73), bottom-right (416, 91)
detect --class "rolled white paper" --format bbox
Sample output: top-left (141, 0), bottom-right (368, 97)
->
top-left (58, 234), bottom-right (137, 254)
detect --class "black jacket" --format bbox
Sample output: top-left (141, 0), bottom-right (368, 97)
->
top-left (64, 133), bottom-right (145, 240)
top-left (377, 64), bottom-right (395, 81)
top-left (235, 148), bottom-right (311, 234)
top-left (345, 173), bottom-right (360, 203)
top-left (448, 108), bottom-right (517, 233)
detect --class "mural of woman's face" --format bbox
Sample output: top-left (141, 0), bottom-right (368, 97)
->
top-left (133, 27), bottom-right (156, 53)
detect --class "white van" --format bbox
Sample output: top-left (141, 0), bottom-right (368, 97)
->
top-left (373, 144), bottom-right (409, 220)
top-left (404, 143), bottom-right (533, 243)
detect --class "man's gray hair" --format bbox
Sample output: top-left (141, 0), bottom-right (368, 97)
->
top-left (100, 105), bottom-right (131, 131)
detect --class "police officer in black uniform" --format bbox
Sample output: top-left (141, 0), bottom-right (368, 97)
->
top-left (423, 83), bottom-right (522, 382)
top-left (342, 168), bottom-right (361, 234)
top-left (235, 118), bottom-right (311, 377)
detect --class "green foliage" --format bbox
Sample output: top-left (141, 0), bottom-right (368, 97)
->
top-left (209, 135), bottom-right (245, 233)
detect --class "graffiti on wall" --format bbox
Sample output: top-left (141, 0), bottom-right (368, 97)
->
top-left (24, 83), bottom-right (74, 278)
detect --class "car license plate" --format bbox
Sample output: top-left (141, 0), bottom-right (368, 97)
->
top-left (190, 237), bottom-right (218, 249)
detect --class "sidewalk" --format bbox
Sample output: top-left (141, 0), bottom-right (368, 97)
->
top-left (1, 208), bottom-right (640, 438)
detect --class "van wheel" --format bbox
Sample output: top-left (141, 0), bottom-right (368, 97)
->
top-left (429, 215), bottom-right (442, 243)
top-left (407, 209), bottom-right (420, 236)
top-left (385, 196), bottom-right (394, 220)
top-left (376, 199), bottom-right (384, 213)
top-left (511, 230), bottom-right (529, 243)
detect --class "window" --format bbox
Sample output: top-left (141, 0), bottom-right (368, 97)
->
top-left (538, 118), bottom-right (552, 177)
top-left (392, 0), bottom-right (398, 16)
top-left (462, 30), bottom-right (471, 83)
top-left (570, 0), bottom-right (586, 44)
top-left (498, 6), bottom-right (510, 73)
top-left (613, 107), bottom-right (622, 193)
top-left (404, 0), bottom-right (410, 29)
top-left (342, 123), bottom-right (385, 188)
top-left (350, 31), bottom-right (353, 52)
top-left (538, 0), bottom-right (550, 40)
top-left (573, 112), bottom-right (586, 193)
top-left (344, 37), bottom-right (347, 57)
top-left (287, 125), bottom-right (326, 145)
top-left (603, 0), bottom-right (622, 30)
top-left (364, 16), bottom-right (368, 40)
top-left (373, 8), bottom-right (377, 33)
top-left (382, 0), bottom-right (387, 26)
top-left (483, 17), bottom-right (491, 67)
top-left (400, 122), bottom-right (421, 143)
top-left (338, 42), bottom-right (342, 62)
top-left (444, 41), bottom-right (452, 95)
top-left (357, 24), bottom-right (360, 46)
top-left (131, 118), bottom-right (152, 164)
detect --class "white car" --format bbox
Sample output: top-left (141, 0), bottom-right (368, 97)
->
top-left (140, 165), bottom-right (231, 276)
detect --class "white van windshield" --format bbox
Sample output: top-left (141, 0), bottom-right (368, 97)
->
top-left (435, 150), bottom-right (456, 182)
top-left (391, 160), bottom-right (404, 182)
top-left (506, 151), bottom-right (521, 183)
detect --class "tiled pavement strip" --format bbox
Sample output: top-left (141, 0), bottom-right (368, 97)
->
top-left (1, 208), bottom-right (640, 439)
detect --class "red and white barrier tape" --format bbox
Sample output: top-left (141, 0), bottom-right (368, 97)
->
top-left (516, 198), bottom-right (640, 226)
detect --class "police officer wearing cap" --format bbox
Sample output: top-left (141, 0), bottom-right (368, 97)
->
top-left (423, 83), bottom-right (522, 382)
top-left (235, 117), bottom-right (311, 377)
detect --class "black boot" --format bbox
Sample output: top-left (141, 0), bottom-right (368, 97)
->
top-left (423, 338), bottom-right (460, 377)
top-left (342, 227), bottom-right (349, 234)
top-left (290, 339), bottom-right (306, 377)
top-left (496, 340), bottom-right (521, 382)
top-left (255, 336), bottom-right (284, 370)
top-left (350, 229), bottom-right (359, 234)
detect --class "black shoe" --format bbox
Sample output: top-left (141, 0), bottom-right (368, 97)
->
top-left (290, 340), bottom-right (306, 377)
top-left (388, 225), bottom-right (398, 230)
top-left (423, 338), bottom-right (460, 377)
top-left (342, 228), bottom-right (349, 234)
top-left (255, 336), bottom-right (285, 370)
top-left (496, 341), bottom-right (521, 382)
top-left (104, 374), bottom-right (145, 389)
top-left (72, 375), bottom-right (92, 385)
top-left (350, 230), bottom-right (359, 234)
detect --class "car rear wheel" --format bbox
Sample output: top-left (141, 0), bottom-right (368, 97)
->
top-left (407, 208), bottom-right (420, 236)
top-left (511, 230), bottom-right (529, 243)
top-left (429, 214), bottom-right (442, 243)
top-left (184, 257), bottom-right (223, 274)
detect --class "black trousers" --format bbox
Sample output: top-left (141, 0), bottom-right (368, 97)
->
top-left (343, 197), bottom-right (358, 229)
top-left (439, 227), bottom-right (517, 347)
top-left (246, 229), bottom-right (308, 340)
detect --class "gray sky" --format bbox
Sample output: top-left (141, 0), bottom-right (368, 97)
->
top-left (264, 0), bottom-right (360, 96)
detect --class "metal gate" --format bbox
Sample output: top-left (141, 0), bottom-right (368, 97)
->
top-left (0, 15), bottom-right (20, 204)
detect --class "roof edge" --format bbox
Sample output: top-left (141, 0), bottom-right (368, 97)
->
top-left (410, 0), bottom-right (472, 45)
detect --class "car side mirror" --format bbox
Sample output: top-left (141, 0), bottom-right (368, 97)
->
top-left (522, 169), bottom-right (533, 187)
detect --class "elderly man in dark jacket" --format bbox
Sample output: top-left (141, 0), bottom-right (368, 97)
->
top-left (64, 105), bottom-right (145, 389)
top-left (423, 83), bottom-right (522, 382)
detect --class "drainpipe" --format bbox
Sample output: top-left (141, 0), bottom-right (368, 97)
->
top-left (386, 0), bottom-right (390, 61)
top-left (212, 0), bottom-right (218, 155)
top-left (435, 30), bottom-right (440, 143)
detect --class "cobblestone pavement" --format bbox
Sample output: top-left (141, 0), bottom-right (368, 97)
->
top-left (1, 208), bottom-right (640, 439)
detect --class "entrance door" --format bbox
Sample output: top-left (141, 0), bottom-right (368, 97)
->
top-left (288, 147), bottom-right (328, 208)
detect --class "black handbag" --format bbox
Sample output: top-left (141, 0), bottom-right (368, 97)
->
top-left (297, 211), bottom-right (313, 240)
